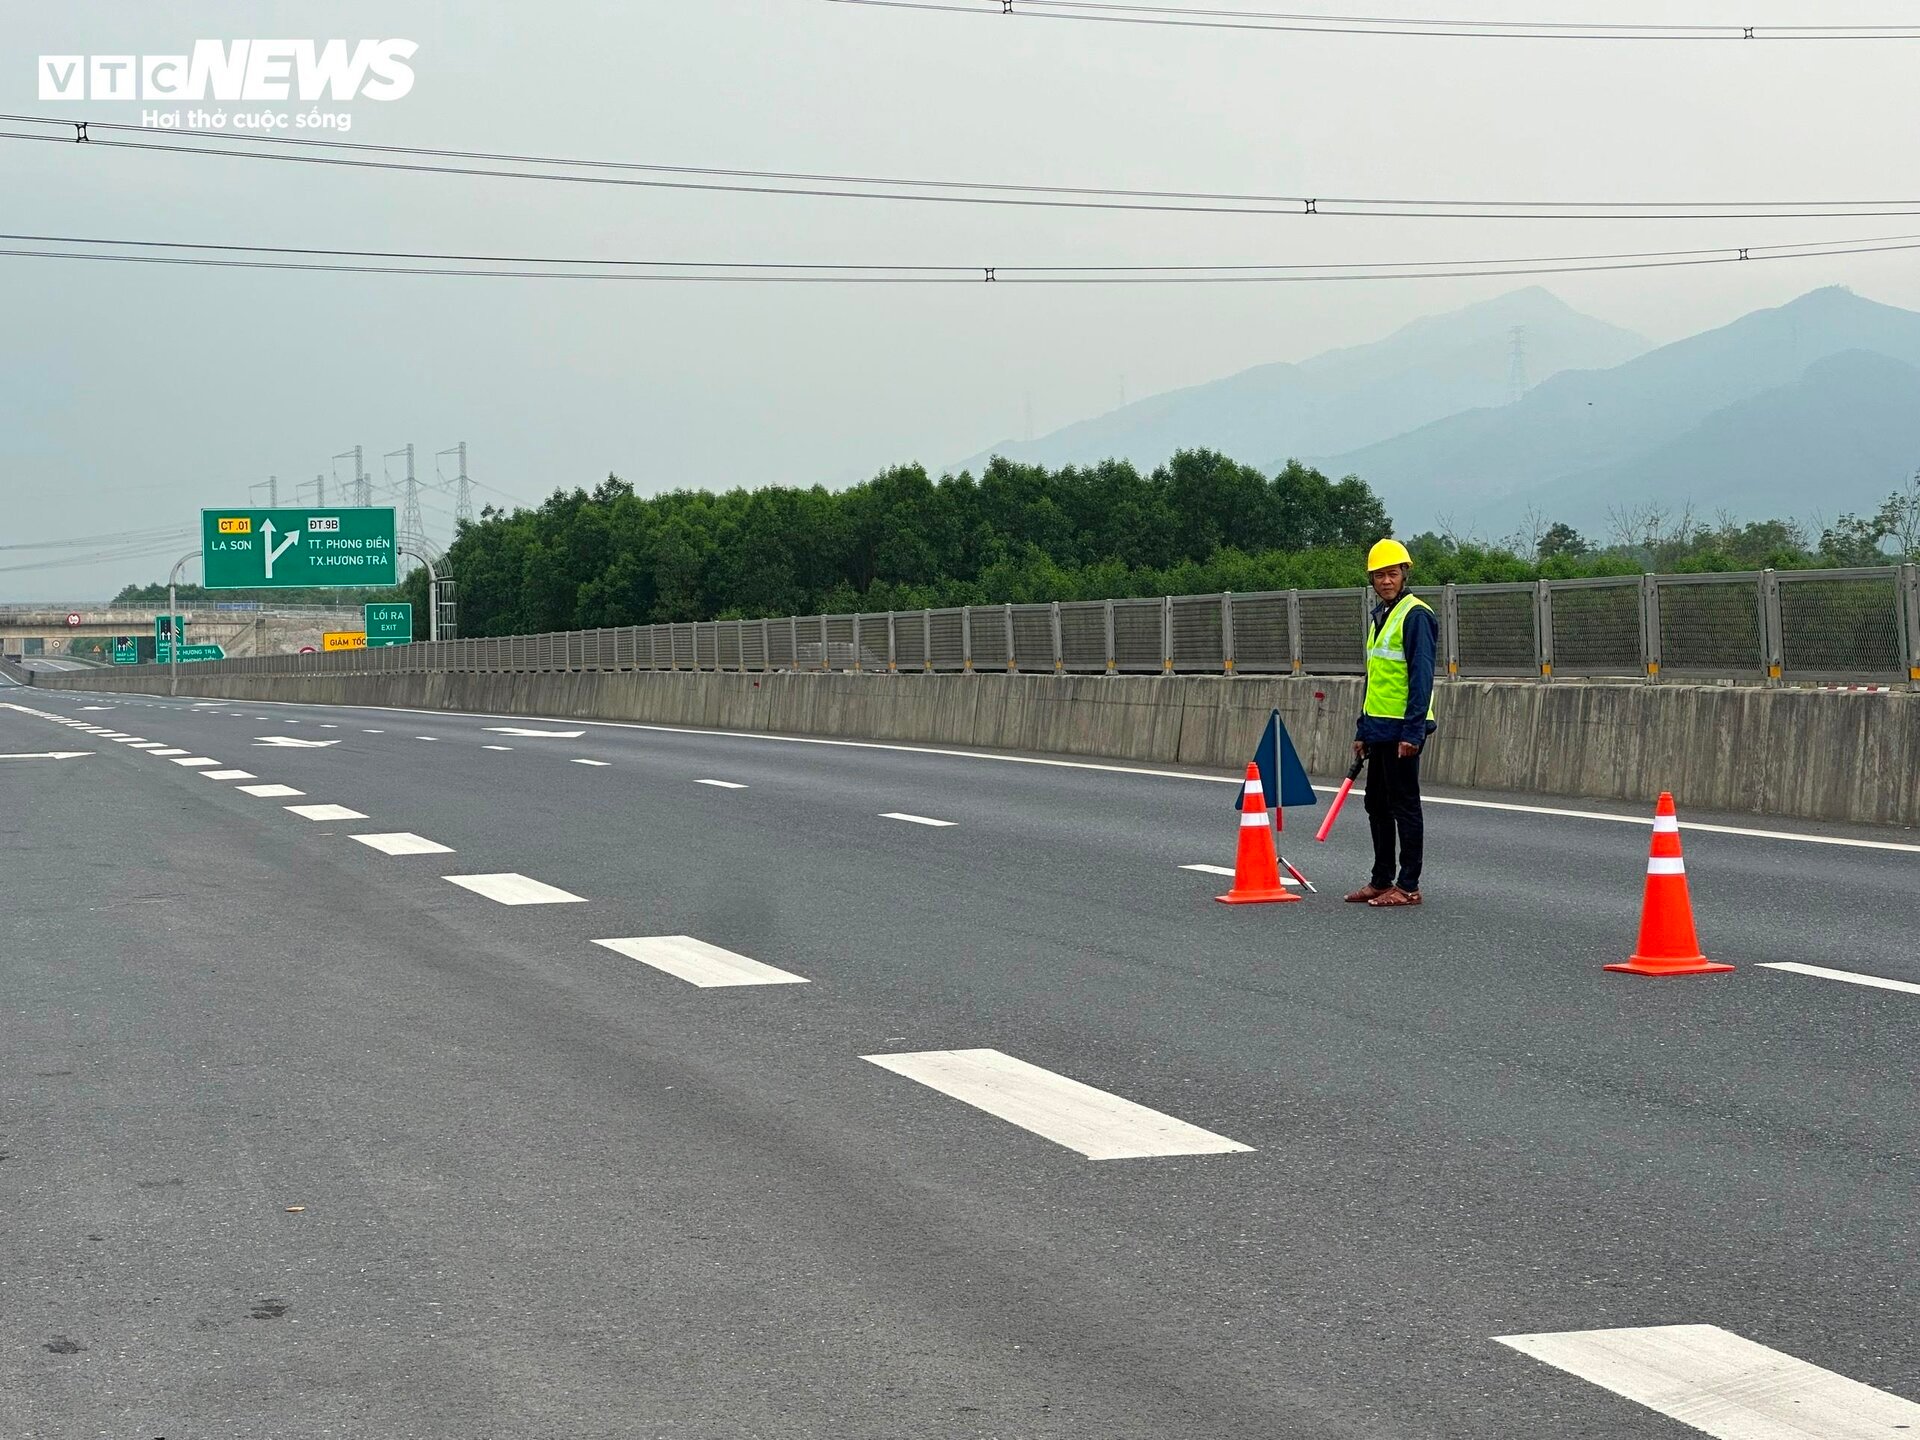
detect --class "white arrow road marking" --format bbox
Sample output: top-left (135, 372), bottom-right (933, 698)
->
top-left (253, 736), bottom-right (339, 748)
top-left (1495, 1324), bottom-right (1920, 1438)
top-left (484, 727), bottom-right (587, 738)
top-left (863, 1049), bottom-right (1252, 1161)
top-left (0, 751), bottom-right (92, 760)
top-left (260, 518), bottom-right (299, 579)
top-left (593, 936), bottom-right (807, 988)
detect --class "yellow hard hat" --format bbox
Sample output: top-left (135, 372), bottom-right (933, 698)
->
top-left (1366, 538), bottom-right (1413, 573)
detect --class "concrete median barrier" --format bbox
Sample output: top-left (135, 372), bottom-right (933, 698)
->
top-left (26, 666), bottom-right (1920, 828)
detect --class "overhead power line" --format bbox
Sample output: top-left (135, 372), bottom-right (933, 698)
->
top-left (5, 228), bottom-right (1920, 283)
top-left (826, 0), bottom-right (1920, 41)
top-left (11, 114), bottom-right (1920, 220)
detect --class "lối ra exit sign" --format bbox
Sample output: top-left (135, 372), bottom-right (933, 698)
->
top-left (364, 602), bottom-right (412, 647)
top-left (201, 508), bottom-right (398, 589)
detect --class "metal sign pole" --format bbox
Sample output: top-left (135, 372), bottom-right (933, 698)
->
top-left (165, 549), bottom-right (197, 698)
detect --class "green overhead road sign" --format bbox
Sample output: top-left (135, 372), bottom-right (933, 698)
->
top-left (201, 507), bottom-right (398, 589)
top-left (364, 602), bottom-right (413, 648)
top-left (112, 636), bottom-right (139, 665)
top-left (174, 644), bottom-right (226, 663)
top-left (154, 614), bottom-right (186, 662)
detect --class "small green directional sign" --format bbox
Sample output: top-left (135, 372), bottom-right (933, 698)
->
top-left (364, 602), bottom-right (413, 648)
top-left (154, 614), bottom-right (186, 662)
top-left (112, 636), bottom-right (139, 665)
top-left (201, 507), bottom-right (398, 589)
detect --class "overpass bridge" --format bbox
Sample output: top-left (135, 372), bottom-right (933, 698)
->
top-left (0, 604), bottom-right (365, 659)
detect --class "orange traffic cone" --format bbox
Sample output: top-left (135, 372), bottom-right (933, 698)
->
top-left (1605, 792), bottom-right (1733, 976)
top-left (1216, 763), bottom-right (1302, 905)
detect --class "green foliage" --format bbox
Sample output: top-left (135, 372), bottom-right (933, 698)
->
top-left (422, 452), bottom-right (1400, 635)
top-left (280, 453), bottom-right (1919, 639)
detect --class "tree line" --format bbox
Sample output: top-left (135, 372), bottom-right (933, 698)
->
top-left (113, 454), bottom-right (1920, 640)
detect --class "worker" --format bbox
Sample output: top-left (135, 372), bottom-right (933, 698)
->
top-left (1345, 539), bottom-right (1437, 908)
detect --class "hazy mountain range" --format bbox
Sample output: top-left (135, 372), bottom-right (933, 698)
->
top-left (958, 285), bottom-right (1920, 542)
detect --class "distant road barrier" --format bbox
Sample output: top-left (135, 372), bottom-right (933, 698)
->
top-left (78, 563), bottom-right (1920, 690)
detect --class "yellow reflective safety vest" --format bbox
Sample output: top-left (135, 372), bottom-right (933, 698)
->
top-left (1364, 593), bottom-right (1437, 722)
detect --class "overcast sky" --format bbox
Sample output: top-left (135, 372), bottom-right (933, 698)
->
top-left (7, 0), bottom-right (1920, 599)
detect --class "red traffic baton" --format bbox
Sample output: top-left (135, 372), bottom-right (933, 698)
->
top-left (1315, 753), bottom-right (1367, 843)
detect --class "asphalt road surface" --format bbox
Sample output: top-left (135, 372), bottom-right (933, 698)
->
top-left (3, 686), bottom-right (1916, 1439)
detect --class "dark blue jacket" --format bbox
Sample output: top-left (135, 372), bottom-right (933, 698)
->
top-left (1356, 598), bottom-right (1439, 748)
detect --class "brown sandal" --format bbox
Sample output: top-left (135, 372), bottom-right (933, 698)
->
top-left (1344, 884), bottom-right (1390, 904)
top-left (1366, 887), bottom-right (1423, 907)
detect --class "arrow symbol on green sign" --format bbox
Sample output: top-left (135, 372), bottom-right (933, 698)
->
top-left (260, 519), bottom-right (300, 580)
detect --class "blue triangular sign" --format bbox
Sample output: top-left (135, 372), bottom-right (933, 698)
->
top-left (1239, 709), bottom-right (1319, 811)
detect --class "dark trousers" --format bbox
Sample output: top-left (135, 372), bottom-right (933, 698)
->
top-left (1364, 742), bottom-right (1424, 892)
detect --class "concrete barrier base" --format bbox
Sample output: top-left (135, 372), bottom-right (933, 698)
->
top-left (28, 668), bottom-right (1920, 829)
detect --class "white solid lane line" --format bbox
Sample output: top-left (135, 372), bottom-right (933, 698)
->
top-left (592, 936), bottom-right (808, 988)
top-left (880, 812), bottom-right (956, 827)
top-left (1495, 1324), bottom-right (1920, 1439)
top-left (571, 758), bottom-right (610, 767)
top-left (696, 779), bottom-right (748, 789)
top-left (1760, 961), bottom-right (1920, 997)
top-left (352, 832), bottom-right (454, 856)
top-left (285, 804), bottom-right (370, 822)
top-left (171, 757), bottom-right (219, 767)
top-left (862, 1049), bottom-right (1253, 1161)
top-left (444, 873), bottom-right (586, 905)
top-left (237, 784), bottom-right (305, 798)
top-left (201, 770), bottom-right (256, 780)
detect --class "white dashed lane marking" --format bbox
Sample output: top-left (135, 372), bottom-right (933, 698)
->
top-left (696, 779), bottom-right (748, 790)
top-left (171, 757), bottom-right (219, 767)
top-left (1495, 1324), bottom-right (1920, 1438)
top-left (285, 804), bottom-right (369, 822)
top-left (201, 770), bottom-right (256, 781)
top-left (482, 745), bottom-right (513, 751)
top-left (352, 833), bottom-right (454, 856)
top-left (1181, 863), bottom-right (1300, 885)
top-left (880, 812), bottom-right (955, 827)
top-left (571, 758), bottom-right (610, 767)
top-left (1760, 961), bottom-right (1920, 997)
top-left (592, 936), bottom-right (807, 988)
top-left (444, 873), bottom-right (586, 905)
top-left (862, 1049), bottom-right (1253, 1161)
top-left (147, 749), bottom-right (190, 758)
top-left (236, 784), bottom-right (305, 798)
top-left (485, 726), bottom-right (586, 738)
